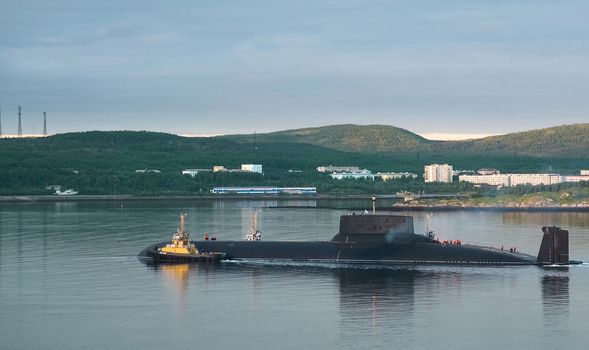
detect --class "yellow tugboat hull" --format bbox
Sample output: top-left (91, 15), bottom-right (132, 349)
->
top-left (160, 246), bottom-right (196, 255)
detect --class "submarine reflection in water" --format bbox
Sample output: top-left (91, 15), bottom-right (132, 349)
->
top-left (542, 272), bottom-right (570, 320)
top-left (337, 268), bottom-right (418, 336)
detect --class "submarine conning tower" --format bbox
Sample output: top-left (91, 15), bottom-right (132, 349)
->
top-left (331, 214), bottom-right (415, 243)
top-left (537, 226), bottom-right (569, 264)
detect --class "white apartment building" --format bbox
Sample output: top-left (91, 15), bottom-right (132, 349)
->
top-left (581, 170), bottom-right (589, 176)
top-left (241, 164), bottom-right (263, 174)
top-left (424, 164), bottom-right (453, 183)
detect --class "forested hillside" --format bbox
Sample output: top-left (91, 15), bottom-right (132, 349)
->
top-left (0, 124), bottom-right (587, 195)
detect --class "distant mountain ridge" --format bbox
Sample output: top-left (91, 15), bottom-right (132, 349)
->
top-left (225, 123), bottom-right (589, 158)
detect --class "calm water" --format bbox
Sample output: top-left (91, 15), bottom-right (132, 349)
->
top-left (1, 200), bottom-right (589, 350)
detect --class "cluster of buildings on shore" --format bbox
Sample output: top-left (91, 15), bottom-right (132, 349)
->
top-left (422, 163), bottom-right (589, 187)
top-left (317, 165), bottom-right (418, 181)
top-left (177, 161), bottom-right (588, 190)
top-left (458, 169), bottom-right (589, 187)
top-left (181, 164), bottom-right (263, 177)
top-left (318, 163), bottom-right (589, 187)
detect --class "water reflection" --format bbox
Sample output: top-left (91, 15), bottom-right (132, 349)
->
top-left (336, 268), bottom-right (417, 337)
top-left (503, 212), bottom-right (589, 228)
top-left (148, 262), bottom-right (470, 339)
top-left (160, 264), bottom-right (191, 305)
top-left (541, 272), bottom-right (570, 320)
top-left (153, 263), bottom-right (213, 311)
top-left (0, 211), bottom-right (3, 267)
top-left (150, 262), bottom-right (238, 310)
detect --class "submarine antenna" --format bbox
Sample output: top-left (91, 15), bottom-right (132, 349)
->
top-left (371, 195), bottom-right (376, 214)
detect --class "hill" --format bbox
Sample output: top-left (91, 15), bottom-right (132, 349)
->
top-left (226, 123), bottom-right (589, 158)
top-left (225, 124), bottom-right (432, 153)
top-left (450, 124), bottom-right (589, 157)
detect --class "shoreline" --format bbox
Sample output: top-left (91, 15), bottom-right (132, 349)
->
top-left (1, 194), bottom-right (588, 211)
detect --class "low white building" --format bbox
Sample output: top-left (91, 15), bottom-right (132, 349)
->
top-left (135, 169), bottom-right (161, 174)
top-left (241, 164), bottom-right (263, 174)
top-left (331, 170), bottom-right (374, 180)
top-left (564, 170), bottom-right (589, 182)
top-left (460, 173), bottom-right (562, 187)
top-left (317, 165), bottom-right (360, 173)
top-left (459, 174), bottom-right (511, 187)
top-left (424, 164), bottom-right (453, 183)
top-left (478, 168), bottom-right (500, 175)
top-left (563, 175), bottom-right (589, 183)
top-left (376, 172), bottom-right (418, 181)
top-left (182, 169), bottom-right (211, 177)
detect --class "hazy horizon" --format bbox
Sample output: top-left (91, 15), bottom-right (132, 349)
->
top-left (1, 1), bottom-right (588, 136)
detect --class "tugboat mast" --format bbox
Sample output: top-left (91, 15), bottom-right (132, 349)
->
top-left (252, 209), bottom-right (259, 234)
top-left (246, 209), bottom-right (262, 240)
top-left (179, 213), bottom-right (187, 233)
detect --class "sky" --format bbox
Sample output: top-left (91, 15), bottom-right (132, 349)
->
top-left (1, 0), bottom-right (588, 138)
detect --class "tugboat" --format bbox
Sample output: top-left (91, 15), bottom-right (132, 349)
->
top-left (142, 213), bottom-right (225, 263)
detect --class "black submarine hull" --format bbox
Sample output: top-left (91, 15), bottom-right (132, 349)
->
top-left (139, 214), bottom-right (578, 266)
top-left (140, 240), bottom-right (538, 265)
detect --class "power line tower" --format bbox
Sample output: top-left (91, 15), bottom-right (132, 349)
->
top-left (43, 112), bottom-right (47, 136)
top-left (17, 106), bottom-right (22, 137)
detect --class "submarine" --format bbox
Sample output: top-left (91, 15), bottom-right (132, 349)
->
top-left (140, 211), bottom-right (580, 266)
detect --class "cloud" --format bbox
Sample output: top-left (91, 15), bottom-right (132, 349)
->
top-left (0, 0), bottom-right (588, 135)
